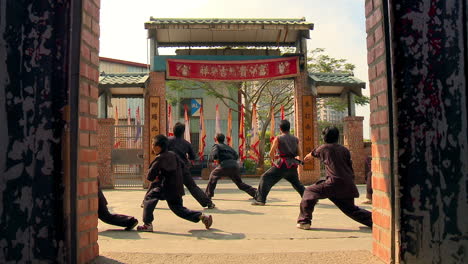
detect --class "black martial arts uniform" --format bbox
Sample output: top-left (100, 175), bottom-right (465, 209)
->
top-left (205, 143), bottom-right (256, 198)
top-left (168, 136), bottom-right (213, 207)
top-left (297, 143), bottom-right (372, 227)
top-left (142, 151), bottom-right (202, 225)
top-left (254, 133), bottom-right (305, 204)
top-left (98, 182), bottom-right (138, 230)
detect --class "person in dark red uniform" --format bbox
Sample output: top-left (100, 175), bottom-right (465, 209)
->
top-left (297, 126), bottom-right (372, 229)
top-left (137, 135), bottom-right (213, 232)
top-left (98, 181), bottom-right (138, 230)
top-left (169, 122), bottom-right (215, 209)
top-left (252, 119), bottom-right (305, 206)
top-left (205, 133), bottom-right (257, 199)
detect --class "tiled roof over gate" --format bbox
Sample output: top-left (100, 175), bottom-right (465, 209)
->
top-left (99, 73), bottom-right (149, 87)
top-left (309, 73), bottom-right (366, 88)
top-left (146, 17), bottom-right (313, 26)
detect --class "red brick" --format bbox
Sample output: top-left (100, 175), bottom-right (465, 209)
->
top-left (81, 28), bottom-right (93, 47)
top-left (366, 34), bottom-right (375, 50)
top-left (79, 165), bottom-right (89, 179)
top-left (373, 0), bottom-right (382, 8)
top-left (88, 181), bottom-right (98, 195)
top-left (79, 99), bottom-right (88, 114)
top-left (372, 226), bottom-right (380, 241)
top-left (81, 43), bottom-right (91, 60)
top-left (80, 149), bottom-right (98, 163)
top-left (380, 127), bottom-right (389, 140)
top-left (79, 116), bottom-right (89, 130)
top-left (365, 0), bottom-right (374, 17)
top-left (79, 232), bottom-right (89, 248)
top-left (374, 40), bottom-right (385, 59)
top-left (376, 60), bottom-right (386, 77)
top-left (89, 196), bottom-right (99, 211)
top-left (368, 65), bottom-right (377, 81)
top-left (90, 51), bottom-right (99, 67)
top-left (89, 227), bottom-right (98, 244)
top-left (377, 93), bottom-right (387, 107)
top-left (375, 24), bottom-right (384, 43)
top-left (371, 128), bottom-right (379, 142)
top-left (89, 101), bottom-right (98, 116)
top-left (370, 97), bottom-right (378, 112)
top-left (92, 19), bottom-right (100, 35)
top-left (89, 133), bottom-right (97, 147)
top-left (80, 82), bottom-right (89, 96)
top-left (78, 181), bottom-right (89, 196)
top-left (89, 164), bottom-right (98, 178)
top-left (367, 48), bottom-right (375, 65)
top-left (78, 199), bottom-right (88, 214)
top-left (89, 84), bottom-right (99, 99)
top-left (80, 132), bottom-right (89, 147)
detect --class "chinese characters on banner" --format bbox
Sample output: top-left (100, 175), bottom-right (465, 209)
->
top-left (302, 96), bottom-right (314, 170)
top-left (166, 57), bottom-right (299, 81)
top-left (149, 96), bottom-right (160, 161)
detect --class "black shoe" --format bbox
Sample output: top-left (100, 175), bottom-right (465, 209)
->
top-left (206, 202), bottom-right (216, 209)
top-left (251, 201), bottom-right (265, 206)
top-left (125, 218), bottom-right (139, 231)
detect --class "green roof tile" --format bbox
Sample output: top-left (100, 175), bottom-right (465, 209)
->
top-left (309, 72), bottom-right (366, 88)
top-left (99, 73), bottom-right (149, 87)
top-left (146, 17), bottom-right (313, 27)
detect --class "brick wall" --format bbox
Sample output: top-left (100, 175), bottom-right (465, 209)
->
top-left (97, 119), bottom-right (114, 188)
top-left (78, 0), bottom-right (101, 262)
top-left (343, 116), bottom-right (367, 184)
top-left (365, 0), bottom-right (392, 262)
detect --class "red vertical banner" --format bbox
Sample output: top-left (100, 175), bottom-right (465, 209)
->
top-left (127, 108), bottom-right (132, 148)
top-left (198, 105), bottom-right (206, 161)
top-left (149, 97), bottom-right (161, 161)
top-left (280, 105), bottom-right (285, 120)
top-left (215, 104), bottom-right (221, 136)
top-left (227, 108), bottom-right (232, 147)
top-left (270, 107), bottom-right (276, 144)
top-left (238, 104), bottom-right (246, 161)
top-left (249, 104), bottom-right (260, 161)
top-left (167, 104), bottom-right (174, 137)
top-left (302, 96), bottom-right (314, 170)
top-left (184, 104), bottom-right (191, 143)
top-left (134, 106), bottom-right (142, 147)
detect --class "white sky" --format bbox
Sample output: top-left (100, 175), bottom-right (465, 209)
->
top-left (99, 0), bottom-right (370, 139)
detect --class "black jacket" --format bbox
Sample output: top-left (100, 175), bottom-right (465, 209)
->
top-left (210, 143), bottom-right (239, 168)
top-left (147, 151), bottom-right (185, 200)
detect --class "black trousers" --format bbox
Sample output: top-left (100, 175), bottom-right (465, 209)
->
top-left (142, 188), bottom-right (202, 225)
top-left (205, 166), bottom-right (256, 198)
top-left (255, 166), bottom-right (305, 203)
top-left (366, 172), bottom-right (373, 200)
top-left (297, 183), bottom-right (373, 227)
top-left (183, 166), bottom-right (212, 207)
top-left (98, 189), bottom-right (136, 228)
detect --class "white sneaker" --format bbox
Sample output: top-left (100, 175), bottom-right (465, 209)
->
top-left (296, 223), bottom-right (311, 230)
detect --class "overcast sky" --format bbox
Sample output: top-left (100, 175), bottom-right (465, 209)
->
top-left (99, 0), bottom-right (370, 139)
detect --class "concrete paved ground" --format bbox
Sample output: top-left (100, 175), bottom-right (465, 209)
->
top-left (95, 178), bottom-right (382, 264)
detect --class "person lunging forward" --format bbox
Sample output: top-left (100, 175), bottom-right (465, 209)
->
top-left (297, 126), bottom-right (372, 230)
top-left (138, 135), bottom-right (213, 232)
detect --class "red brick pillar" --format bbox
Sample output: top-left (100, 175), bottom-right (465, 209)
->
top-left (144, 72), bottom-right (167, 187)
top-left (343, 116), bottom-right (366, 184)
top-left (366, 0), bottom-right (392, 262)
top-left (77, 0), bottom-right (100, 262)
top-left (294, 71), bottom-right (320, 184)
top-left (97, 119), bottom-right (114, 188)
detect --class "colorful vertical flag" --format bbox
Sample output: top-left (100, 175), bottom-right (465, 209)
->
top-left (215, 104), bottom-right (221, 136)
top-left (134, 106), bottom-right (141, 145)
top-left (184, 104), bottom-right (191, 143)
top-left (249, 104), bottom-right (260, 162)
top-left (113, 106), bottom-right (121, 148)
top-left (127, 108), bottom-right (132, 148)
top-left (281, 105), bottom-right (285, 120)
top-left (270, 107), bottom-right (276, 144)
top-left (198, 105), bottom-right (206, 161)
top-left (238, 104), bottom-right (246, 161)
top-left (227, 108), bottom-right (232, 147)
top-left (167, 104), bottom-right (174, 137)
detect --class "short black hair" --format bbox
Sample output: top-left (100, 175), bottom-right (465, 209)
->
top-left (215, 133), bottom-right (225, 143)
top-left (152, 134), bottom-right (169, 151)
top-left (279, 119), bottom-right (290, 132)
top-left (173, 122), bottom-right (185, 138)
top-left (322, 126), bottom-right (339, 144)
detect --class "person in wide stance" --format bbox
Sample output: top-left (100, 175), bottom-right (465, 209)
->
top-left (252, 119), bottom-right (305, 206)
top-left (205, 133), bottom-right (257, 199)
top-left (98, 181), bottom-right (138, 231)
top-left (297, 126), bottom-right (372, 230)
top-left (137, 135), bottom-right (212, 232)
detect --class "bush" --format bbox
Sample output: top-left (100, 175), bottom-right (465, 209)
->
top-left (243, 159), bottom-right (257, 174)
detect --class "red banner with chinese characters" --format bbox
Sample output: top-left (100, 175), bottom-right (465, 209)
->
top-left (166, 57), bottom-right (299, 81)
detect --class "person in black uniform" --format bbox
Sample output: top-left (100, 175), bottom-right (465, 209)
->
top-left (137, 135), bottom-right (213, 232)
top-left (297, 126), bottom-right (372, 229)
top-left (98, 181), bottom-right (138, 230)
top-left (205, 133), bottom-right (257, 199)
top-left (252, 119), bottom-right (305, 206)
top-left (169, 122), bottom-right (215, 209)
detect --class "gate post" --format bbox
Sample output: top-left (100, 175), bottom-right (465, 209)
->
top-left (97, 119), bottom-right (115, 188)
top-left (343, 116), bottom-right (366, 184)
top-left (144, 72), bottom-right (167, 188)
top-left (294, 71), bottom-right (321, 184)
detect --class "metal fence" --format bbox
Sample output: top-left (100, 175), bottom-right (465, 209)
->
top-left (112, 125), bottom-right (144, 188)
